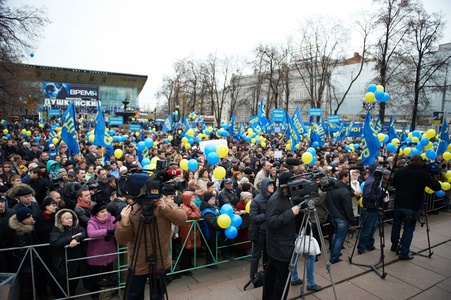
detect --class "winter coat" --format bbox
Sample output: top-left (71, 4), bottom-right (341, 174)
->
top-left (249, 178), bottom-right (274, 238)
top-left (200, 201), bottom-right (220, 241)
top-left (12, 201), bottom-right (41, 218)
top-left (218, 187), bottom-right (239, 207)
top-left (265, 188), bottom-right (296, 262)
top-left (0, 208), bottom-right (15, 248)
top-left (8, 214), bottom-right (37, 273)
top-left (362, 174), bottom-right (385, 212)
top-left (86, 213), bottom-right (117, 266)
top-left (325, 179), bottom-right (357, 226)
top-left (49, 209), bottom-right (87, 278)
top-left (115, 198), bottom-right (186, 276)
top-left (180, 192), bottom-right (201, 250)
top-left (34, 212), bottom-right (56, 244)
top-left (74, 202), bottom-right (95, 229)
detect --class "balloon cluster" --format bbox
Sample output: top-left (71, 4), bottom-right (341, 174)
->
top-left (241, 127), bottom-right (267, 147)
top-left (301, 147), bottom-right (317, 166)
top-left (188, 111), bottom-right (197, 121)
top-left (365, 84), bottom-right (390, 103)
top-left (202, 143), bottom-right (230, 178)
top-left (216, 204), bottom-right (242, 239)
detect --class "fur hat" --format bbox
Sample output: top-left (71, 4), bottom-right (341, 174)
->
top-left (240, 192), bottom-right (252, 200)
top-left (16, 207), bottom-right (33, 222)
top-left (91, 202), bottom-right (107, 216)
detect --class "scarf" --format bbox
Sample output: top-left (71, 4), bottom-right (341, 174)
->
top-left (76, 198), bottom-right (93, 209)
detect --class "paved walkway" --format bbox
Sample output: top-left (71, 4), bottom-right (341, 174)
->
top-left (164, 210), bottom-right (451, 300)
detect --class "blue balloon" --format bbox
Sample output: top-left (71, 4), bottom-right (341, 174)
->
top-left (416, 143), bottom-right (424, 151)
top-left (353, 143), bottom-right (360, 149)
top-left (225, 226), bottom-right (238, 239)
top-left (137, 141), bottom-right (146, 151)
top-left (141, 158), bottom-right (151, 166)
top-left (360, 182), bottom-right (365, 192)
top-left (308, 156), bottom-right (317, 166)
top-left (132, 137), bottom-right (136, 142)
top-left (145, 138), bottom-right (154, 148)
top-left (380, 92), bottom-right (390, 102)
top-left (231, 214), bottom-right (242, 228)
top-left (87, 132), bottom-right (91, 137)
top-left (121, 135), bottom-right (127, 142)
top-left (306, 147), bottom-right (316, 155)
top-left (188, 137), bottom-right (194, 144)
top-left (109, 130), bottom-right (114, 135)
top-left (411, 148), bottom-right (421, 156)
top-left (383, 135), bottom-right (389, 143)
top-left (188, 159), bottom-right (198, 171)
top-left (164, 138), bottom-right (169, 143)
top-left (367, 84), bottom-right (377, 93)
top-left (345, 145), bottom-right (350, 151)
top-left (220, 204), bottom-right (234, 217)
top-left (312, 141), bottom-right (319, 147)
top-left (204, 144), bottom-right (217, 155)
top-left (435, 190), bottom-right (445, 197)
top-left (412, 130), bottom-right (421, 139)
top-left (34, 136), bottom-right (40, 142)
top-left (386, 143), bottom-right (396, 153)
top-left (5, 134), bottom-right (10, 138)
top-left (207, 152), bottom-right (220, 165)
top-left (420, 137), bottom-right (429, 146)
top-left (375, 90), bottom-right (385, 101)
top-left (426, 149), bottom-right (437, 160)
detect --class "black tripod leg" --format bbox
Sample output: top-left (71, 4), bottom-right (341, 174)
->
top-left (348, 210), bottom-right (366, 263)
top-left (424, 213), bottom-right (434, 257)
top-left (375, 210), bottom-right (387, 278)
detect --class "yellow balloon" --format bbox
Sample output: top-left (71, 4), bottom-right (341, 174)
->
top-left (441, 181), bottom-right (450, 191)
top-left (207, 126), bottom-right (213, 133)
top-left (301, 152), bottom-right (313, 164)
top-left (358, 197), bottom-right (363, 207)
top-left (296, 144), bottom-right (300, 150)
top-left (425, 142), bottom-right (433, 149)
top-left (446, 170), bottom-right (451, 179)
top-left (21, 129), bottom-right (26, 134)
top-left (391, 138), bottom-right (400, 145)
top-left (424, 187), bottom-right (435, 194)
top-left (26, 130), bottom-right (31, 137)
top-left (448, 144), bottom-right (451, 151)
top-left (376, 85), bottom-right (384, 92)
top-left (2, 129), bottom-right (8, 134)
top-left (421, 153), bottom-right (427, 160)
top-left (114, 149), bottom-right (123, 159)
top-left (408, 132), bottom-right (413, 138)
top-left (147, 163), bottom-right (157, 170)
top-left (52, 138), bottom-right (59, 145)
top-left (444, 152), bottom-right (451, 161)
top-left (261, 141), bottom-right (266, 148)
top-left (168, 135), bottom-right (173, 141)
top-left (184, 143), bottom-right (191, 150)
top-left (378, 133), bottom-right (385, 142)
top-left (180, 159), bottom-right (189, 171)
top-left (135, 132), bottom-right (140, 137)
top-left (365, 92), bottom-right (375, 102)
top-left (89, 135), bottom-right (95, 143)
top-left (286, 144), bottom-right (292, 151)
top-left (213, 166), bottom-right (226, 179)
top-left (247, 128), bottom-right (254, 135)
top-left (411, 136), bottom-right (420, 143)
top-left (217, 214), bottom-right (231, 229)
top-left (151, 157), bottom-right (160, 164)
top-left (426, 129), bottom-right (436, 139)
top-left (216, 144), bottom-right (229, 158)
top-left (245, 201), bottom-right (252, 214)
top-left (251, 138), bottom-right (256, 144)
top-left (187, 129), bottom-right (194, 136)
top-left (403, 147), bottom-right (411, 156)
top-left (181, 137), bottom-right (188, 144)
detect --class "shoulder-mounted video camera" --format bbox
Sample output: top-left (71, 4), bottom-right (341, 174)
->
top-left (117, 159), bottom-right (187, 203)
top-left (281, 170), bottom-right (335, 202)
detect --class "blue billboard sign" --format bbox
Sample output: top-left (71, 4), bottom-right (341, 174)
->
top-left (108, 116), bottom-right (124, 126)
top-left (308, 108), bottom-right (322, 117)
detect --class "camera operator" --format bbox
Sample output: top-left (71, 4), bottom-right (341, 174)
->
top-left (263, 172), bottom-right (300, 300)
top-left (115, 194), bottom-right (187, 300)
top-left (390, 155), bottom-right (441, 260)
top-left (357, 163), bottom-right (386, 254)
top-left (325, 169), bottom-right (357, 264)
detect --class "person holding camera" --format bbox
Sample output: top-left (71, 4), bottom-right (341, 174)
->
top-left (357, 163), bottom-right (386, 254)
top-left (115, 194), bottom-right (186, 300)
top-left (263, 172), bottom-right (300, 300)
top-left (390, 155), bottom-right (441, 260)
top-left (325, 169), bottom-right (357, 264)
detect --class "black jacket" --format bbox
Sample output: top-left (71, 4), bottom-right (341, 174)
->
top-left (392, 165), bottom-right (441, 211)
top-left (219, 187), bottom-right (239, 207)
top-left (249, 177), bottom-right (274, 237)
top-left (8, 214), bottom-right (37, 273)
top-left (325, 179), bottom-right (357, 226)
top-left (0, 207), bottom-right (15, 248)
top-left (265, 187), bottom-right (296, 262)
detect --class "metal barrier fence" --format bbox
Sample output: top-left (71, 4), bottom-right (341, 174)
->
top-left (1, 195), bottom-right (448, 299)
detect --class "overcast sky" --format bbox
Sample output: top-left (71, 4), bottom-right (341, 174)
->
top-left (11, 0), bottom-right (451, 110)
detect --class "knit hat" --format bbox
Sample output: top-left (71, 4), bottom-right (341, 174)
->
top-left (16, 188), bottom-right (33, 197)
top-left (240, 192), bottom-right (252, 201)
top-left (279, 172), bottom-right (293, 185)
top-left (57, 169), bottom-right (68, 176)
top-left (41, 197), bottom-right (56, 210)
top-left (28, 163), bottom-right (38, 170)
top-left (203, 192), bottom-right (216, 202)
top-left (16, 207), bottom-right (33, 222)
top-left (91, 202), bottom-right (107, 216)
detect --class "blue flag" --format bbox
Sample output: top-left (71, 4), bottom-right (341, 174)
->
top-left (375, 115), bottom-right (382, 134)
top-left (287, 113), bottom-right (300, 145)
top-left (310, 122), bottom-right (325, 146)
top-left (94, 101), bottom-right (114, 153)
top-left (258, 99), bottom-right (268, 130)
top-left (61, 102), bottom-right (80, 156)
top-left (361, 112), bottom-right (380, 165)
top-left (388, 116), bottom-right (399, 141)
top-left (163, 114), bottom-right (173, 132)
top-left (437, 117), bottom-right (449, 154)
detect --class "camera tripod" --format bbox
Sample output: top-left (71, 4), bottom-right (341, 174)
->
top-left (283, 197), bottom-right (338, 300)
top-left (123, 200), bottom-right (169, 300)
top-left (408, 202), bottom-right (434, 258)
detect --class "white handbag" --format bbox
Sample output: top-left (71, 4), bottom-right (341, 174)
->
top-left (295, 227), bottom-right (321, 256)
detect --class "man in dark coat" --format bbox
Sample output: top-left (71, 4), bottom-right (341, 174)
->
top-left (12, 187), bottom-right (41, 217)
top-left (263, 172), bottom-right (300, 300)
top-left (0, 195), bottom-right (14, 272)
top-left (390, 155), bottom-right (441, 260)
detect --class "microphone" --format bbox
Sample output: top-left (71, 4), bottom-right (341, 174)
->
top-left (167, 169), bottom-right (182, 176)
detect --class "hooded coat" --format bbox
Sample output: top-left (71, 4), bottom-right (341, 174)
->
top-left (8, 214), bottom-right (37, 273)
top-left (249, 177), bottom-right (274, 239)
top-left (49, 209), bottom-right (87, 278)
top-left (115, 198), bottom-right (186, 276)
top-left (180, 191), bottom-right (201, 249)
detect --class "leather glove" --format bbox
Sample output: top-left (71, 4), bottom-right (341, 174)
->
top-left (104, 233), bottom-right (114, 241)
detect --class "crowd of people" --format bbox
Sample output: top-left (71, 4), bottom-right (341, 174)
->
top-left (0, 118), bottom-right (448, 299)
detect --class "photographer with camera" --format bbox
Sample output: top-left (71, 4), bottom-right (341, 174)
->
top-left (390, 155), bottom-right (441, 260)
top-left (263, 172), bottom-right (300, 300)
top-left (325, 169), bottom-right (357, 264)
top-left (115, 194), bottom-right (187, 300)
top-left (357, 163), bottom-right (386, 254)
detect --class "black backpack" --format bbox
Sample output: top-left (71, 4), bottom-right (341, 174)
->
top-left (244, 271), bottom-right (264, 290)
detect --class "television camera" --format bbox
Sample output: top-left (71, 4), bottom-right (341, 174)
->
top-left (280, 169), bottom-right (336, 203)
